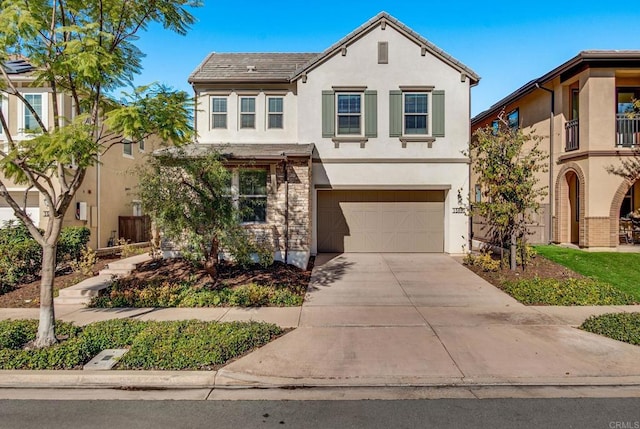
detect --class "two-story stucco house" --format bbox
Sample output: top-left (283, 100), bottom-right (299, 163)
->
top-left (471, 51), bottom-right (640, 250)
top-left (0, 59), bottom-right (153, 249)
top-left (188, 12), bottom-right (479, 268)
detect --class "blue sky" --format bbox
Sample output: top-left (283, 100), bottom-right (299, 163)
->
top-left (133, 1), bottom-right (640, 117)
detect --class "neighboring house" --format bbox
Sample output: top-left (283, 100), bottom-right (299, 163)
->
top-left (471, 51), bottom-right (640, 249)
top-left (0, 59), bottom-right (152, 249)
top-left (188, 12), bottom-right (479, 268)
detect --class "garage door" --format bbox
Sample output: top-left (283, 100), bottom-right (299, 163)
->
top-left (317, 190), bottom-right (444, 253)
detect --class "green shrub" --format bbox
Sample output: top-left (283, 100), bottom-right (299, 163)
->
top-left (580, 313), bottom-right (640, 346)
top-left (501, 277), bottom-right (637, 306)
top-left (0, 319), bottom-right (283, 370)
top-left (119, 320), bottom-right (282, 370)
top-left (57, 226), bottom-right (91, 263)
top-left (463, 251), bottom-right (500, 272)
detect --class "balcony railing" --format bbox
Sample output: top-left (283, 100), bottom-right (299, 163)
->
top-left (617, 113), bottom-right (640, 147)
top-left (565, 119), bottom-right (579, 151)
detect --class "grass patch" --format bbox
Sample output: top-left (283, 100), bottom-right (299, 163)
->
top-left (534, 245), bottom-right (640, 301)
top-left (90, 278), bottom-right (303, 308)
top-left (581, 313), bottom-right (640, 346)
top-left (501, 277), bottom-right (637, 306)
top-left (0, 318), bottom-right (283, 370)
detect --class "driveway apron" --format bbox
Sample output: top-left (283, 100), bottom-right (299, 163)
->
top-left (217, 253), bottom-right (640, 386)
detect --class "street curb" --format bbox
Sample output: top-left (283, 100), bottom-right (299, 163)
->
top-left (3, 370), bottom-right (640, 390)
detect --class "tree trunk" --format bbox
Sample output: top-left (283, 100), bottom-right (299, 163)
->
top-left (510, 231), bottom-right (517, 271)
top-left (34, 243), bottom-right (57, 348)
top-left (204, 236), bottom-right (219, 280)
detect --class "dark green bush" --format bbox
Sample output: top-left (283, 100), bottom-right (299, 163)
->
top-left (581, 313), bottom-right (640, 346)
top-left (0, 222), bottom-right (90, 292)
top-left (0, 319), bottom-right (283, 370)
top-left (501, 277), bottom-right (637, 306)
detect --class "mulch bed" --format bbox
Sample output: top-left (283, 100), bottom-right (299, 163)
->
top-left (0, 257), bottom-right (119, 308)
top-left (464, 253), bottom-right (584, 289)
top-left (125, 257), bottom-right (313, 290)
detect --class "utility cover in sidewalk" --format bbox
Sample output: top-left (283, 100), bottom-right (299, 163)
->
top-left (83, 349), bottom-right (128, 371)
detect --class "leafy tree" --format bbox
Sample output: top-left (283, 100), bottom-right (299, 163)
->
top-left (470, 113), bottom-right (548, 270)
top-left (138, 148), bottom-right (260, 280)
top-left (0, 0), bottom-right (198, 347)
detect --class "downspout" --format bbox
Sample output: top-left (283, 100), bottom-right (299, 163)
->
top-left (191, 84), bottom-right (198, 141)
top-left (282, 155), bottom-right (289, 264)
top-left (97, 152), bottom-right (101, 248)
top-left (535, 83), bottom-right (555, 244)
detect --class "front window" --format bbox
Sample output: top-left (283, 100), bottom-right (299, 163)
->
top-left (123, 139), bottom-right (132, 156)
top-left (337, 94), bottom-right (361, 135)
top-left (23, 94), bottom-right (42, 132)
top-left (507, 108), bottom-right (519, 129)
top-left (268, 97), bottom-right (283, 129)
top-left (240, 97), bottom-right (255, 129)
top-left (404, 93), bottom-right (428, 135)
top-left (239, 169), bottom-right (267, 223)
top-left (211, 97), bottom-right (227, 129)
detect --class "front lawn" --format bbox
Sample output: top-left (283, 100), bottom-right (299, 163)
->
top-left (580, 313), bottom-right (640, 346)
top-left (534, 245), bottom-right (640, 301)
top-left (0, 319), bottom-right (283, 370)
top-left (90, 258), bottom-right (311, 308)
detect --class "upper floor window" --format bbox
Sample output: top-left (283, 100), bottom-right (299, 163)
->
top-left (211, 97), bottom-right (227, 129)
top-left (23, 93), bottom-right (43, 132)
top-left (404, 93), bottom-right (428, 135)
top-left (337, 93), bottom-right (362, 135)
top-left (240, 97), bottom-right (256, 129)
top-left (123, 139), bottom-right (133, 157)
top-left (139, 139), bottom-right (145, 152)
top-left (268, 97), bottom-right (283, 129)
top-left (507, 108), bottom-right (519, 129)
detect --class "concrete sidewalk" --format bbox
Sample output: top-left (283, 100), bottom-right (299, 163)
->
top-left (1, 252), bottom-right (640, 395)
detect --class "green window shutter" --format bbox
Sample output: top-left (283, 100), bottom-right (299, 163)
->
top-left (364, 90), bottom-right (377, 138)
top-left (432, 90), bottom-right (445, 137)
top-left (322, 90), bottom-right (335, 138)
top-left (389, 90), bottom-right (402, 137)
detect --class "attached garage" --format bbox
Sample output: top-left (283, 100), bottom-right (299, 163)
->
top-left (317, 190), bottom-right (445, 253)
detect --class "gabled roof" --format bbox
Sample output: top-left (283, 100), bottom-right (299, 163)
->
top-left (188, 12), bottom-right (479, 85)
top-left (290, 12), bottom-right (479, 84)
top-left (188, 53), bottom-right (318, 83)
top-left (472, 50), bottom-right (640, 125)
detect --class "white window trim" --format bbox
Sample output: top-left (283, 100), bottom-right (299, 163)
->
top-left (17, 92), bottom-right (48, 139)
top-left (229, 168), bottom-right (268, 224)
top-left (132, 200), bottom-right (143, 217)
top-left (335, 92), bottom-right (364, 137)
top-left (0, 95), bottom-right (8, 137)
top-left (402, 92), bottom-right (431, 137)
top-left (122, 139), bottom-right (134, 159)
top-left (239, 97), bottom-right (256, 130)
top-left (211, 96), bottom-right (228, 129)
top-left (266, 96), bottom-right (284, 130)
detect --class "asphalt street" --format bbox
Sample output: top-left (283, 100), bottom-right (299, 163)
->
top-left (1, 398), bottom-right (640, 429)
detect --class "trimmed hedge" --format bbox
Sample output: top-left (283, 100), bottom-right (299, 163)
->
top-left (581, 313), bottom-right (640, 346)
top-left (90, 279), bottom-right (303, 308)
top-left (0, 318), bottom-right (283, 370)
top-left (501, 277), bottom-right (637, 306)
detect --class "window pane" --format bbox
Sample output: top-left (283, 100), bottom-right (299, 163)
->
top-left (240, 98), bottom-right (255, 113)
top-left (24, 94), bottom-right (42, 131)
top-left (240, 114), bottom-right (255, 128)
top-left (212, 97), bottom-right (227, 113)
top-left (508, 109), bottom-right (519, 129)
top-left (338, 115), bottom-right (361, 135)
top-left (123, 141), bottom-right (132, 156)
top-left (268, 114), bottom-right (283, 129)
top-left (337, 94), bottom-right (361, 114)
top-left (213, 114), bottom-right (227, 128)
top-left (239, 170), bottom-right (267, 195)
top-left (268, 97), bottom-right (283, 113)
top-left (240, 197), bottom-right (267, 222)
top-left (405, 94), bottom-right (427, 114)
top-left (405, 115), bottom-right (427, 134)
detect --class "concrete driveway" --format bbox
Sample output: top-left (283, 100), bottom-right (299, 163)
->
top-left (218, 253), bottom-right (640, 387)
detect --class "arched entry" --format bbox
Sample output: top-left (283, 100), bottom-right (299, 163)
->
top-left (555, 163), bottom-right (585, 245)
top-left (566, 172), bottom-right (580, 244)
top-left (611, 179), bottom-right (640, 246)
